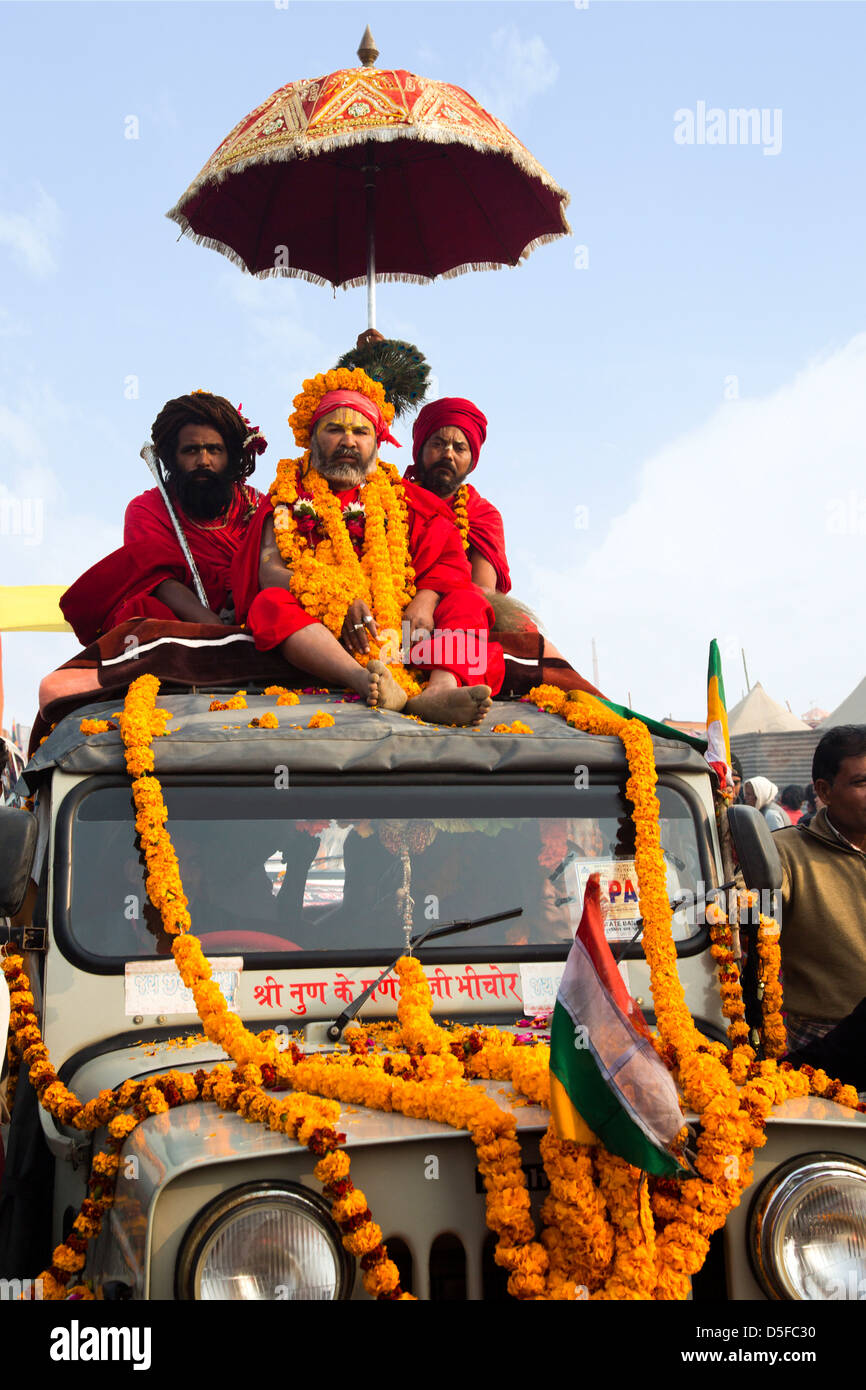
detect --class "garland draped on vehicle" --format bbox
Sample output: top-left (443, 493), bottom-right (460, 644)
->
top-left (3, 676), bottom-right (862, 1301)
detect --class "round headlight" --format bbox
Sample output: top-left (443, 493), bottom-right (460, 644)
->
top-left (176, 1183), bottom-right (353, 1301)
top-left (749, 1153), bottom-right (866, 1300)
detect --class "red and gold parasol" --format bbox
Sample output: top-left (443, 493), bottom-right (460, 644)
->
top-left (167, 29), bottom-right (570, 325)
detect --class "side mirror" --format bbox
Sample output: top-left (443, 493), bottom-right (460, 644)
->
top-left (727, 804), bottom-right (783, 892)
top-left (0, 805), bottom-right (38, 917)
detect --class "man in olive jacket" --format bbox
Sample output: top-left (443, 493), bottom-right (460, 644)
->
top-left (773, 725), bottom-right (866, 1052)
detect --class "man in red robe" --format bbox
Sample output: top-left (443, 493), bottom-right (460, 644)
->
top-left (230, 374), bottom-right (504, 726)
top-left (60, 393), bottom-right (266, 644)
top-left (404, 397), bottom-right (511, 594)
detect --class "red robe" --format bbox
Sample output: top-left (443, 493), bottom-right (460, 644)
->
top-left (61, 484), bottom-right (261, 645)
top-left (402, 469), bottom-right (511, 593)
top-left (230, 479), bottom-right (504, 693)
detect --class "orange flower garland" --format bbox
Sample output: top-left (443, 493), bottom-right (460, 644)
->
top-left (11, 670), bottom-right (866, 1302)
top-left (2, 950), bottom-right (410, 1301)
top-left (706, 901), bottom-right (752, 1048)
top-left (116, 675), bottom-right (407, 1300)
top-left (539, 1126), bottom-right (615, 1297)
top-left (756, 914), bottom-right (787, 1057)
top-left (453, 485), bottom-right (470, 550)
top-left (270, 456), bottom-right (419, 697)
top-left (287, 367), bottom-right (395, 451)
top-left (526, 681), bottom-right (866, 1298)
top-left (269, 366), bottom-right (420, 697)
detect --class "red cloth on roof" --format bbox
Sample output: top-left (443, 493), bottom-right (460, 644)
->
top-left (60, 484), bottom-right (261, 645)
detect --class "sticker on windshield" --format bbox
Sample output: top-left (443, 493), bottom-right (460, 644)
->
top-left (124, 957), bottom-right (242, 1018)
top-left (569, 859), bottom-right (641, 941)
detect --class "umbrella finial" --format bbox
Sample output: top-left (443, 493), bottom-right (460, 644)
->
top-left (357, 26), bottom-right (379, 67)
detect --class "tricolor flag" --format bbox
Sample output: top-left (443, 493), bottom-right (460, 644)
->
top-left (549, 875), bottom-right (685, 1177)
top-left (598, 696), bottom-right (707, 753)
top-left (705, 638), bottom-right (732, 790)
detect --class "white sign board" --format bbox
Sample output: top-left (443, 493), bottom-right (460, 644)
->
top-left (124, 958), bottom-right (242, 1018)
top-left (519, 962), bottom-right (565, 1015)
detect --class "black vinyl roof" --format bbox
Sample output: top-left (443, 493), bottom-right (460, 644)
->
top-left (22, 691), bottom-right (710, 789)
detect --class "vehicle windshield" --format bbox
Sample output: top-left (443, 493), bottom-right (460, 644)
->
top-left (62, 781), bottom-right (707, 963)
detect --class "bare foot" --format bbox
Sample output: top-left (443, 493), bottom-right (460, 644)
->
top-left (366, 659), bottom-right (408, 712)
top-left (405, 684), bottom-right (492, 727)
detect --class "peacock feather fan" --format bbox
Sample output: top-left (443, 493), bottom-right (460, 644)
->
top-left (334, 339), bottom-right (431, 418)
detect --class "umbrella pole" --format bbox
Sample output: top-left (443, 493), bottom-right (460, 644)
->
top-left (364, 145), bottom-right (376, 330)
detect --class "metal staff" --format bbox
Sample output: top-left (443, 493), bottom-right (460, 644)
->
top-left (140, 442), bottom-right (209, 608)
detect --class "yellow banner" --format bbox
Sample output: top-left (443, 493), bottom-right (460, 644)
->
top-left (0, 585), bottom-right (72, 633)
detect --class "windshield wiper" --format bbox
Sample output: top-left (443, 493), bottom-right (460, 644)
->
top-left (612, 878), bottom-right (741, 964)
top-left (325, 907), bottom-right (523, 1042)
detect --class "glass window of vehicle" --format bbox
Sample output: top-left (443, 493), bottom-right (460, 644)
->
top-left (63, 781), bottom-right (708, 962)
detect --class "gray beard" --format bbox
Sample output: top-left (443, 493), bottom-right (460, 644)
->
top-left (309, 440), bottom-right (374, 489)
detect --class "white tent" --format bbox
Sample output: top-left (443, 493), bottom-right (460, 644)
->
top-left (821, 677), bottom-right (866, 728)
top-left (728, 682), bottom-right (812, 736)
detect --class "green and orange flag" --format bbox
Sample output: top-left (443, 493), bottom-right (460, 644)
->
top-left (705, 638), bottom-right (731, 790)
top-left (549, 875), bottom-right (685, 1177)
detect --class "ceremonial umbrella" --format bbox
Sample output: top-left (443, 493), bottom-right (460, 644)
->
top-left (166, 29), bottom-right (571, 328)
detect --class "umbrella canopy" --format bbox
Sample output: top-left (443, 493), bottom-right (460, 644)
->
top-left (166, 48), bottom-right (570, 290)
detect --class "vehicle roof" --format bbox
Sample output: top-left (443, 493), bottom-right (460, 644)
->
top-left (22, 690), bottom-right (711, 786)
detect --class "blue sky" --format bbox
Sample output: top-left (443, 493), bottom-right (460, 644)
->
top-left (2, 0), bottom-right (866, 730)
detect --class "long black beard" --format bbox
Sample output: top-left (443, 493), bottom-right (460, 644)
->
top-left (170, 468), bottom-right (235, 520)
top-left (413, 461), bottom-right (460, 499)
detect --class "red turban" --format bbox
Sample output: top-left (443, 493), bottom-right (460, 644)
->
top-left (412, 398), bottom-right (487, 469)
top-left (310, 390), bottom-right (401, 448)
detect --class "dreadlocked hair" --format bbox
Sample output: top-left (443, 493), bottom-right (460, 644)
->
top-left (151, 392), bottom-right (257, 480)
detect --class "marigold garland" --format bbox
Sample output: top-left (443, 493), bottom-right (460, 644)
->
top-left (706, 901), bottom-right (752, 1048)
top-left (113, 675), bottom-right (407, 1299)
top-left (527, 682), bottom-right (866, 1298)
top-left (268, 367), bottom-right (423, 695)
top-left (8, 672), bottom-right (864, 1302)
top-left (453, 485), bottom-right (470, 550)
top-left (287, 367), bottom-right (395, 451)
top-left (756, 915), bottom-right (787, 1057)
top-left (270, 454), bottom-right (419, 697)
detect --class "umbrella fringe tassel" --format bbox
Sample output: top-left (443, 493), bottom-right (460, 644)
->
top-left (168, 215), bottom-right (567, 290)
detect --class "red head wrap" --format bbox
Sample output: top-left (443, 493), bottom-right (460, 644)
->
top-left (412, 398), bottom-right (488, 469)
top-left (310, 390), bottom-right (401, 448)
